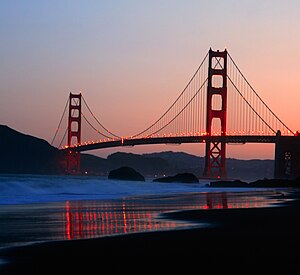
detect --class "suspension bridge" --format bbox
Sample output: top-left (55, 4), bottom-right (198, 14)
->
top-left (51, 48), bottom-right (300, 179)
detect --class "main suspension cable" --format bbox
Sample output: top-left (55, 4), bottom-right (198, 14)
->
top-left (81, 95), bottom-right (121, 139)
top-left (228, 52), bottom-right (293, 134)
top-left (149, 79), bottom-right (208, 136)
top-left (227, 75), bottom-right (276, 133)
top-left (51, 97), bottom-right (69, 145)
top-left (81, 112), bottom-right (115, 139)
top-left (131, 51), bottom-right (209, 138)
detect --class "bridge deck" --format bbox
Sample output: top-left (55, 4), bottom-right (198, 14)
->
top-left (61, 135), bottom-right (288, 152)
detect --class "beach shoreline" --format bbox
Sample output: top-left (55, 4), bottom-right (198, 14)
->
top-left (0, 189), bottom-right (299, 274)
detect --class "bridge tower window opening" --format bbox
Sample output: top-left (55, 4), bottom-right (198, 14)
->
top-left (70, 121), bottom-right (79, 133)
top-left (70, 136), bottom-right (79, 146)
top-left (211, 118), bottom-right (222, 136)
top-left (211, 75), bottom-right (224, 88)
top-left (212, 94), bottom-right (223, 111)
top-left (211, 56), bottom-right (224, 70)
top-left (72, 109), bottom-right (80, 118)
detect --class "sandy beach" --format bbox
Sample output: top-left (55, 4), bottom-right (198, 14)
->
top-left (0, 189), bottom-right (299, 274)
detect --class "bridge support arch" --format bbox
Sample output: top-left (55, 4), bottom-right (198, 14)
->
top-left (66, 93), bottom-right (82, 174)
top-left (203, 49), bottom-right (228, 178)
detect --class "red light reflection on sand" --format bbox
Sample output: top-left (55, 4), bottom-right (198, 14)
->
top-left (63, 192), bottom-right (274, 240)
top-left (205, 193), bottom-right (228, 209)
top-left (65, 201), bottom-right (71, 239)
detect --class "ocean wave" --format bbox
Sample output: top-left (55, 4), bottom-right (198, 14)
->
top-left (0, 174), bottom-right (209, 205)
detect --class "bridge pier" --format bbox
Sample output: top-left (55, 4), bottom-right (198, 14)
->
top-left (65, 150), bottom-right (81, 175)
top-left (274, 132), bottom-right (300, 179)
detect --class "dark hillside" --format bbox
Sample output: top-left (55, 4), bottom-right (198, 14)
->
top-left (0, 125), bottom-right (63, 174)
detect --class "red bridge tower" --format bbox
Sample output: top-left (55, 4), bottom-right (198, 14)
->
top-left (66, 93), bottom-right (82, 174)
top-left (204, 49), bottom-right (227, 178)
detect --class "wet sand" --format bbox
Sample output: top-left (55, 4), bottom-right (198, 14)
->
top-left (1, 189), bottom-right (300, 274)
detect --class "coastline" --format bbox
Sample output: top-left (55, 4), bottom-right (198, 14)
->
top-left (0, 189), bottom-right (299, 274)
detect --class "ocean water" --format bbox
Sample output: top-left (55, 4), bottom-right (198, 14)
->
top-left (0, 174), bottom-right (215, 205)
top-left (0, 174), bottom-right (287, 250)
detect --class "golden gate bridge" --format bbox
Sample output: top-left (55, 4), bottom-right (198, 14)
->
top-left (51, 49), bottom-right (300, 179)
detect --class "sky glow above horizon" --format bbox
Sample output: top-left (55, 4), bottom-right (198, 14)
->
top-left (1, 0), bottom-right (299, 159)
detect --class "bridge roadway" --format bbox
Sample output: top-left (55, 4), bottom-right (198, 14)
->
top-left (62, 135), bottom-right (291, 152)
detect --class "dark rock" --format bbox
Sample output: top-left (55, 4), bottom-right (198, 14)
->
top-left (210, 180), bottom-right (249, 187)
top-left (250, 178), bottom-right (300, 188)
top-left (108, 166), bottom-right (145, 181)
top-left (209, 178), bottom-right (300, 188)
top-left (153, 173), bottom-right (199, 183)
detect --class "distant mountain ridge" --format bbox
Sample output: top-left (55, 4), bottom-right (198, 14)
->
top-left (0, 125), bottom-right (274, 180)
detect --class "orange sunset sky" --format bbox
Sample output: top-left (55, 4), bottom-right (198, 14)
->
top-left (0, 0), bottom-right (299, 160)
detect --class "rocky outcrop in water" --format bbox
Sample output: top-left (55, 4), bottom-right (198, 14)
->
top-left (210, 178), bottom-right (300, 188)
top-left (108, 166), bottom-right (145, 181)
